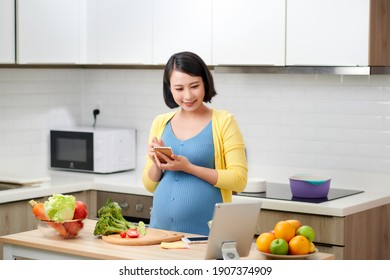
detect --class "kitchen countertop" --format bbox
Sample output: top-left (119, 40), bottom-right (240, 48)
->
top-left (1, 169), bottom-right (390, 217)
top-left (0, 219), bottom-right (334, 260)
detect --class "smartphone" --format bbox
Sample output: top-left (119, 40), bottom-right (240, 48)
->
top-left (181, 236), bottom-right (209, 244)
top-left (153, 146), bottom-right (173, 163)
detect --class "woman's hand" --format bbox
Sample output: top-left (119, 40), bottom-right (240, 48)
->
top-left (156, 154), bottom-right (218, 186)
top-left (147, 137), bottom-right (164, 164)
top-left (155, 154), bottom-right (191, 172)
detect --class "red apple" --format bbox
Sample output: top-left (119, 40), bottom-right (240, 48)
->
top-left (73, 201), bottom-right (88, 219)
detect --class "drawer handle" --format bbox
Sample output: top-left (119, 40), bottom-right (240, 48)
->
top-left (119, 202), bottom-right (129, 211)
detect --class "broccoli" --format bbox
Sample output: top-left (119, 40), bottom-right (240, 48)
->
top-left (93, 198), bottom-right (136, 236)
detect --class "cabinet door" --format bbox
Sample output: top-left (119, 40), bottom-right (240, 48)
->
top-left (17, 0), bottom-right (86, 64)
top-left (286, 0), bottom-right (370, 66)
top-left (0, 0), bottom-right (15, 63)
top-left (212, 0), bottom-right (286, 66)
top-left (153, 0), bottom-right (212, 65)
top-left (91, 0), bottom-right (152, 64)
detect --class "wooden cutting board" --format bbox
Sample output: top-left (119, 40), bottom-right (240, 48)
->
top-left (101, 228), bottom-right (184, 246)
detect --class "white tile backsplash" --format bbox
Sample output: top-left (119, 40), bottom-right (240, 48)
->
top-left (0, 69), bottom-right (82, 161)
top-left (1, 68), bottom-right (390, 191)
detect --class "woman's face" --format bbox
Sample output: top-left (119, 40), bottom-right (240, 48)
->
top-left (169, 70), bottom-right (205, 112)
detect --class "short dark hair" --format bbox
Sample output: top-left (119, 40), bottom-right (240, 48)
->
top-left (163, 51), bottom-right (217, 109)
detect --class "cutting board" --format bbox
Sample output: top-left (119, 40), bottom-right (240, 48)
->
top-left (101, 228), bottom-right (184, 246)
top-left (0, 175), bottom-right (50, 186)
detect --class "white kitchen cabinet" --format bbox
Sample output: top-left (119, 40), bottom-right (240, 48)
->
top-left (88, 0), bottom-right (152, 64)
top-left (16, 0), bottom-right (87, 64)
top-left (212, 0), bottom-right (286, 66)
top-left (286, 0), bottom-right (370, 66)
top-left (152, 0), bottom-right (212, 65)
top-left (0, 0), bottom-right (15, 63)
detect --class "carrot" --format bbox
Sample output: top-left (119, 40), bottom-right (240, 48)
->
top-left (29, 200), bottom-right (47, 220)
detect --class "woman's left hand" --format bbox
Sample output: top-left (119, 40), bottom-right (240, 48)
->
top-left (156, 154), bottom-right (191, 172)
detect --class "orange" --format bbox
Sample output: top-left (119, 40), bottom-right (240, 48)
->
top-left (256, 232), bottom-right (276, 253)
top-left (286, 219), bottom-right (302, 231)
top-left (288, 235), bottom-right (311, 255)
top-left (274, 221), bottom-right (296, 242)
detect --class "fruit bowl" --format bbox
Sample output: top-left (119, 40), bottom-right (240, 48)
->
top-left (289, 174), bottom-right (331, 198)
top-left (36, 218), bottom-right (85, 239)
top-left (258, 248), bottom-right (318, 260)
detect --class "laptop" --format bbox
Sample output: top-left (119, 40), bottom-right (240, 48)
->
top-left (205, 201), bottom-right (262, 260)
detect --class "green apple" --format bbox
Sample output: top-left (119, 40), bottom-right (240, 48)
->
top-left (296, 225), bottom-right (315, 242)
top-left (269, 238), bottom-right (289, 255)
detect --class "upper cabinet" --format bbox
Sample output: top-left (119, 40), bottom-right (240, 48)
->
top-left (0, 0), bottom-right (15, 63)
top-left (89, 0), bottom-right (153, 64)
top-left (9, 0), bottom-right (390, 67)
top-left (286, 0), bottom-right (370, 66)
top-left (369, 0), bottom-right (390, 66)
top-left (152, 0), bottom-right (212, 65)
top-left (16, 0), bottom-right (86, 64)
top-left (212, 0), bottom-right (286, 66)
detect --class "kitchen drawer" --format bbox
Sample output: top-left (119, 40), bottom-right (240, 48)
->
top-left (315, 244), bottom-right (344, 260)
top-left (97, 191), bottom-right (153, 222)
top-left (256, 209), bottom-right (345, 246)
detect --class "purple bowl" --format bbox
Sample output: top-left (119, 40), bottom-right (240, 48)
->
top-left (289, 175), bottom-right (331, 198)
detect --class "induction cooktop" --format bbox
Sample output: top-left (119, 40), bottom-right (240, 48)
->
top-left (236, 182), bottom-right (364, 203)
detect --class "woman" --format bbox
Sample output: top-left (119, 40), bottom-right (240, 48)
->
top-left (142, 51), bottom-right (247, 235)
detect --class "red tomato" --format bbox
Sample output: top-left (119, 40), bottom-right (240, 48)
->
top-left (127, 228), bottom-right (140, 238)
top-left (119, 231), bottom-right (127, 238)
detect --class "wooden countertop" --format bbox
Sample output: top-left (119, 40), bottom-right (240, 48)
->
top-left (0, 219), bottom-right (334, 260)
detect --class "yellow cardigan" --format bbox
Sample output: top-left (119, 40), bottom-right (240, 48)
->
top-left (142, 108), bottom-right (248, 202)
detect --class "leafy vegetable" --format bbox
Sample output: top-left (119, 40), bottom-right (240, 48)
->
top-left (93, 198), bottom-right (136, 236)
top-left (44, 194), bottom-right (76, 222)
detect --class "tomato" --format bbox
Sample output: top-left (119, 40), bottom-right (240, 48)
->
top-left (119, 231), bottom-right (127, 238)
top-left (127, 228), bottom-right (140, 238)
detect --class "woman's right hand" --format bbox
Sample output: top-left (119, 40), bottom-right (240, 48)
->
top-left (147, 137), bottom-right (164, 164)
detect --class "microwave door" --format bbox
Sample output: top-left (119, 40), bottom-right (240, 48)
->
top-left (50, 131), bottom-right (94, 171)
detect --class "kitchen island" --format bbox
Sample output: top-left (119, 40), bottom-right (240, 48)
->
top-left (0, 219), bottom-right (334, 260)
top-left (1, 169), bottom-right (390, 259)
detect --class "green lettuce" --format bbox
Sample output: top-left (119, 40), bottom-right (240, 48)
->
top-left (44, 194), bottom-right (76, 222)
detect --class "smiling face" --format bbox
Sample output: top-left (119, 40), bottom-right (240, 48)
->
top-left (169, 70), bottom-right (206, 113)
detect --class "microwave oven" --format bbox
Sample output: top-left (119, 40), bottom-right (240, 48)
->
top-left (50, 127), bottom-right (136, 174)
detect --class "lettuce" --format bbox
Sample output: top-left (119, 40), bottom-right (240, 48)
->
top-left (44, 194), bottom-right (76, 222)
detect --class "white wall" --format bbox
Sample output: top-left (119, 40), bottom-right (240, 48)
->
top-left (0, 69), bottom-right (82, 171)
top-left (1, 68), bottom-right (390, 192)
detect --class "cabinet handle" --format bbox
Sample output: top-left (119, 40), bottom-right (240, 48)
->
top-left (119, 202), bottom-right (129, 211)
